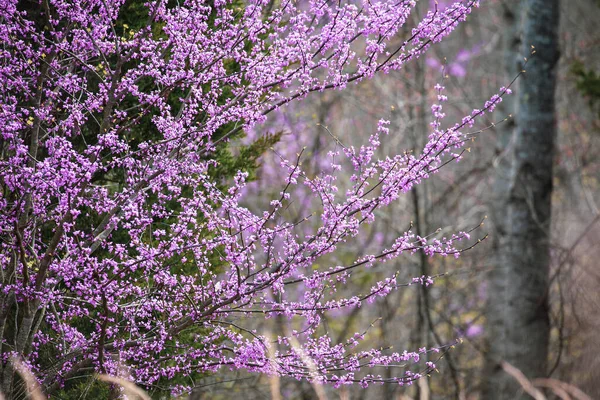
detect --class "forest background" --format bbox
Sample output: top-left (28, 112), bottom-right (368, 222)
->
top-left (206, 1), bottom-right (600, 398)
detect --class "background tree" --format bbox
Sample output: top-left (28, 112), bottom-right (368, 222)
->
top-left (484, 1), bottom-right (560, 398)
top-left (0, 0), bottom-right (508, 398)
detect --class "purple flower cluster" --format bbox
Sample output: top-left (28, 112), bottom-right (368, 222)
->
top-left (0, 0), bottom-right (509, 394)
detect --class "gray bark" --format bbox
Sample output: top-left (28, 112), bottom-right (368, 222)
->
top-left (484, 0), bottom-right (560, 398)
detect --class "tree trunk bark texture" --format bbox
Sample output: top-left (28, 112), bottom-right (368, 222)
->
top-left (484, 1), bottom-right (560, 398)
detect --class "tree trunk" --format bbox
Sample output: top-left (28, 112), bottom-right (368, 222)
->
top-left (484, 1), bottom-right (560, 398)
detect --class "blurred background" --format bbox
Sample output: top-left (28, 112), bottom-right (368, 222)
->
top-left (187, 0), bottom-right (600, 399)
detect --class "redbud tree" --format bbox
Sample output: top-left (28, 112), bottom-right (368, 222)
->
top-left (0, 0), bottom-right (511, 397)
